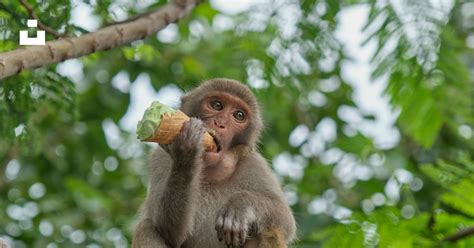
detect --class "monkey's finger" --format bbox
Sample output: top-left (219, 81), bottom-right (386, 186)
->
top-left (160, 143), bottom-right (172, 155)
top-left (182, 118), bottom-right (205, 153)
top-left (224, 209), bottom-right (235, 245)
top-left (231, 218), bottom-right (241, 247)
top-left (218, 229), bottom-right (224, 242)
top-left (224, 211), bottom-right (235, 245)
top-left (178, 120), bottom-right (191, 138)
top-left (216, 210), bottom-right (228, 242)
top-left (215, 218), bottom-right (224, 241)
top-left (187, 118), bottom-right (205, 140)
top-left (176, 120), bottom-right (194, 142)
top-left (215, 214), bottom-right (224, 231)
top-left (230, 216), bottom-right (238, 246)
top-left (189, 117), bottom-right (204, 133)
top-left (238, 228), bottom-right (246, 246)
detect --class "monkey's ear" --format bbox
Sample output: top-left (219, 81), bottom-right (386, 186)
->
top-left (179, 93), bottom-right (194, 115)
top-left (180, 93), bottom-right (190, 105)
top-left (180, 93), bottom-right (191, 109)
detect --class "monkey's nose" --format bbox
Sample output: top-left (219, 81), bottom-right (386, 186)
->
top-left (214, 119), bottom-right (226, 129)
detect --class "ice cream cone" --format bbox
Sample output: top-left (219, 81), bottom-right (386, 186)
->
top-left (143, 110), bottom-right (217, 151)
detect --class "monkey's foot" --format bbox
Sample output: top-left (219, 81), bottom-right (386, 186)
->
top-left (215, 205), bottom-right (256, 248)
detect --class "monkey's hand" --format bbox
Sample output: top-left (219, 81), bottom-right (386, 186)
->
top-left (162, 118), bottom-right (205, 164)
top-left (215, 202), bottom-right (257, 248)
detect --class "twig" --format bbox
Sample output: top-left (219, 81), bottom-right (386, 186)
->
top-left (427, 212), bottom-right (435, 230)
top-left (442, 226), bottom-right (474, 243)
top-left (19, 0), bottom-right (66, 38)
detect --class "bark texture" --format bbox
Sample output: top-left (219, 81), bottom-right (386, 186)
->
top-left (0, 0), bottom-right (200, 80)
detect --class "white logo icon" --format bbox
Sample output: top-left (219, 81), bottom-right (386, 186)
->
top-left (20, 19), bottom-right (45, 46)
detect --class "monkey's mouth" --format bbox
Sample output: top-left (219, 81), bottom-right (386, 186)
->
top-left (209, 132), bottom-right (222, 153)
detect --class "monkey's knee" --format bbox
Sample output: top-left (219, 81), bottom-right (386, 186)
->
top-left (132, 218), bottom-right (168, 248)
top-left (244, 228), bottom-right (286, 248)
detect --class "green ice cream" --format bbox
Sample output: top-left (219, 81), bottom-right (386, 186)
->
top-left (137, 101), bottom-right (176, 141)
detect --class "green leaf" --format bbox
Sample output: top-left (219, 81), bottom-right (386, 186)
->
top-left (441, 179), bottom-right (474, 217)
top-left (420, 164), bottom-right (459, 188)
top-left (65, 177), bottom-right (114, 213)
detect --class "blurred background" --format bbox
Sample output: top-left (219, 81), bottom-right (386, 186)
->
top-left (0, 0), bottom-right (473, 247)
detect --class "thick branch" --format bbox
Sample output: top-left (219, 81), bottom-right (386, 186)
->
top-left (442, 226), bottom-right (474, 243)
top-left (0, 0), bottom-right (200, 80)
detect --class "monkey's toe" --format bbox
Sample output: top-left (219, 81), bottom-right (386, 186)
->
top-left (215, 209), bottom-right (248, 248)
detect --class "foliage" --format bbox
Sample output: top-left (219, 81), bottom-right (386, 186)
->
top-left (0, 0), bottom-right (473, 247)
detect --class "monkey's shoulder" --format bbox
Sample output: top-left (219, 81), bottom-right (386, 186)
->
top-left (237, 152), bottom-right (273, 174)
top-left (233, 152), bottom-right (282, 192)
top-left (149, 146), bottom-right (173, 172)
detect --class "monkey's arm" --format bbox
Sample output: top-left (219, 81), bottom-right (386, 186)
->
top-left (218, 190), bottom-right (296, 241)
top-left (215, 156), bottom-right (296, 247)
top-left (135, 119), bottom-right (205, 247)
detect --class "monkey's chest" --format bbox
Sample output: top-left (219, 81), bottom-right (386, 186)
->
top-left (183, 190), bottom-right (229, 247)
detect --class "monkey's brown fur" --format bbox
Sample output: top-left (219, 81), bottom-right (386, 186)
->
top-left (244, 228), bottom-right (287, 248)
top-left (132, 79), bottom-right (296, 248)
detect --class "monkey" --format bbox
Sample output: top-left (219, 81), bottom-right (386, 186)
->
top-left (132, 78), bottom-right (296, 248)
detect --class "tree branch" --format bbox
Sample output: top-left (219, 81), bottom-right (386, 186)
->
top-left (19, 0), bottom-right (65, 39)
top-left (442, 226), bottom-right (474, 243)
top-left (0, 0), bottom-right (201, 80)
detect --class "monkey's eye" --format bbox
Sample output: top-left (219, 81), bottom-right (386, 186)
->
top-left (210, 100), bottom-right (223, 111)
top-left (233, 110), bottom-right (246, 122)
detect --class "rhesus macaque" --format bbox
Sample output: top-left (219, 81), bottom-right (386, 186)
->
top-left (132, 78), bottom-right (296, 248)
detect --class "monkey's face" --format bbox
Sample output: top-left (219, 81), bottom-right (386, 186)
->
top-left (199, 92), bottom-right (250, 165)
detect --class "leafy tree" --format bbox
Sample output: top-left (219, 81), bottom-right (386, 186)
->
top-left (0, 0), bottom-right (472, 247)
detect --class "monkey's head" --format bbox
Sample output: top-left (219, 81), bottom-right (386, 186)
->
top-left (180, 78), bottom-right (263, 164)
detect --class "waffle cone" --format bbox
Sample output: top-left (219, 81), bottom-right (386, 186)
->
top-left (146, 110), bottom-right (217, 151)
